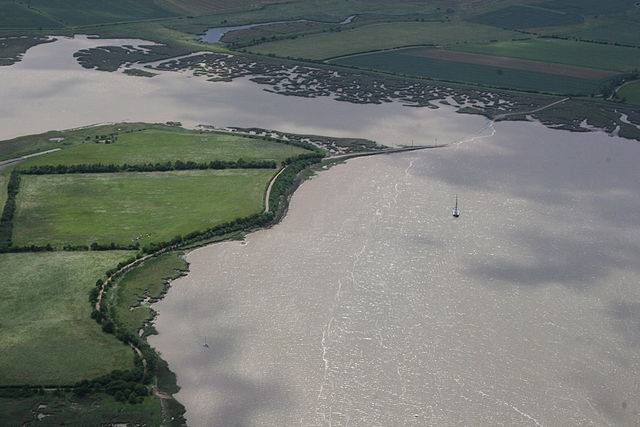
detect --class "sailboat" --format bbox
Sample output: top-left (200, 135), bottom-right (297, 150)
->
top-left (203, 336), bottom-right (209, 348)
top-left (452, 195), bottom-right (460, 218)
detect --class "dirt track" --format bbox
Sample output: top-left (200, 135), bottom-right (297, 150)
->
top-left (405, 49), bottom-right (618, 79)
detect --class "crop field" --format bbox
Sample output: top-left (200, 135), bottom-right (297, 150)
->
top-left (467, 5), bottom-right (583, 30)
top-left (618, 81), bottom-right (640, 105)
top-left (334, 48), bottom-right (604, 95)
top-left (18, 128), bottom-right (308, 168)
top-left (113, 253), bottom-right (188, 336)
top-left (452, 38), bottom-right (640, 72)
top-left (0, 251), bottom-right (135, 385)
top-left (247, 21), bottom-right (520, 60)
top-left (13, 169), bottom-right (274, 247)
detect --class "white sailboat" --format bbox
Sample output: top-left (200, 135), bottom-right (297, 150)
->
top-left (452, 195), bottom-right (460, 217)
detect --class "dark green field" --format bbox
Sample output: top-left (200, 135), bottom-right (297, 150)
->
top-left (333, 48), bottom-right (605, 95)
top-left (0, 2), bottom-right (62, 29)
top-left (468, 5), bottom-right (583, 30)
top-left (618, 81), bottom-right (640, 105)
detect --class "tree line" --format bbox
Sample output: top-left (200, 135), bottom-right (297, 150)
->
top-left (20, 158), bottom-right (278, 175)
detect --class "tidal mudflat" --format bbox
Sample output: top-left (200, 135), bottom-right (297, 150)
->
top-left (150, 120), bottom-right (640, 425)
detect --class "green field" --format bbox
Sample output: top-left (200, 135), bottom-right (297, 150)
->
top-left (0, 172), bottom-right (7, 213)
top-left (537, 0), bottom-right (637, 15)
top-left (22, 0), bottom-right (176, 26)
top-left (0, 2), bottom-right (62, 29)
top-left (13, 169), bottom-right (274, 247)
top-left (0, 251), bottom-right (135, 385)
top-left (467, 5), bottom-right (583, 30)
top-left (563, 21), bottom-right (640, 46)
top-left (618, 81), bottom-right (640, 105)
top-left (452, 39), bottom-right (640, 72)
top-left (247, 21), bottom-right (520, 60)
top-left (334, 48), bottom-right (604, 95)
top-left (113, 253), bottom-right (188, 336)
top-left (18, 128), bottom-right (307, 168)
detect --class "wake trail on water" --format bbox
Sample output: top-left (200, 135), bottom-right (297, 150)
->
top-left (448, 119), bottom-right (496, 147)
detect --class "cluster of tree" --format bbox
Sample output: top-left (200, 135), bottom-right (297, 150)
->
top-left (600, 71), bottom-right (640, 99)
top-left (269, 155), bottom-right (324, 216)
top-left (21, 158), bottom-right (278, 175)
top-left (73, 365), bottom-right (149, 404)
top-left (1, 244), bottom-right (53, 253)
top-left (90, 242), bottom-right (139, 251)
top-left (0, 172), bottom-right (20, 251)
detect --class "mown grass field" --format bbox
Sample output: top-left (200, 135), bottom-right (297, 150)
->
top-left (333, 48), bottom-right (604, 95)
top-left (618, 81), bottom-right (640, 105)
top-left (0, 251), bottom-right (135, 385)
top-left (247, 21), bottom-right (520, 60)
top-left (452, 39), bottom-right (640, 72)
top-left (0, 392), bottom-right (161, 425)
top-left (13, 169), bottom-right (274, 247)
top-left (113, 253), bottom-right (188, 336)
top-left (18, 128), bottom-right (307, 168)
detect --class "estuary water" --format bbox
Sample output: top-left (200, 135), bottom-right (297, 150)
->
top-left (2, 35), bottom-right (640, 425)
top-left (150, 122), bottom-right (640, 426)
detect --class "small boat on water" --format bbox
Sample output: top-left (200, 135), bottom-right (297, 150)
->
top-left (452, 196), bottom-right (460, 218)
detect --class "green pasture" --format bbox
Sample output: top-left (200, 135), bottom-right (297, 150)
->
top-left (113, 253), bottom-right (188, 336)
top-left (13, 169), bottom-right (274, 247)
top-left (452, 38), bottom-right (640, 72)
top-left (618, 81), bottom-right (640, 105)
top-left (537, 0), bottom-right (637, 15)
top-left (467, 5), bottom-right (583, 30)
top-left (18, 128), bottom-right (308, 168)
top-left (0, 392), bottom-right (161, 425)
top-left (333, 48), bottom-right (604, 95)
top-left (0, 251), bottom-right (135, 385)
top-left (247, 21), bottom-right (520, 60)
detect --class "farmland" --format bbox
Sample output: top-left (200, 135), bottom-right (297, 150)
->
top-left (452, 39), bottom-right (640, 73)
top-left (334, 48), bottom-right (605, 95)
top-left (0, 251), bottom-right (135, 385)
top-left (468, 5), bottom-right (583, 30)
top-left (13, 169), bottom-right (275, 247)
top-left (247, 21), bottom-right (521, 60)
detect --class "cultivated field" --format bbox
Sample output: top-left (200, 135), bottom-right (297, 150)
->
top-left (0, 251), bottom-right (135, 385)
top-left (406, 48), bottom-right (616, 79)
top-left (468, 5), bottom-right (584, 29)
top-left (334, 48), bottom-right (604, 95)
top-left (13, 169), bottom-right (275, 247)
top-left (452, 39), bottom-right (640, 72)
top-left (247, 21), bottom-right (520, 60)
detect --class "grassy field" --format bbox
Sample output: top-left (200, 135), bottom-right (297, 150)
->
top-left (562, 20), bottom-right (640, 46)
top-left (247, 21), bottom-right (521, 60)
top-left (0, 172), bottom-right (7, 213)
top-left (113, 253), bottom-right (188, 336)
top-left (13, 169), bottom-right (274, 247)
top-left (618, 81), bottom-right (640, 105)
top-left (18, 128), bottom-right (308, 168)
top-left (0, 2), bottom-right (62, 29)
top-left (0, 392), bottom-right (161, 425)
top-left (0, 251), bottom-right (135, 385)
top-left (334, 48), bottom-right (604, 95)
top-left (452, 39), bottom-right (640, 72)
